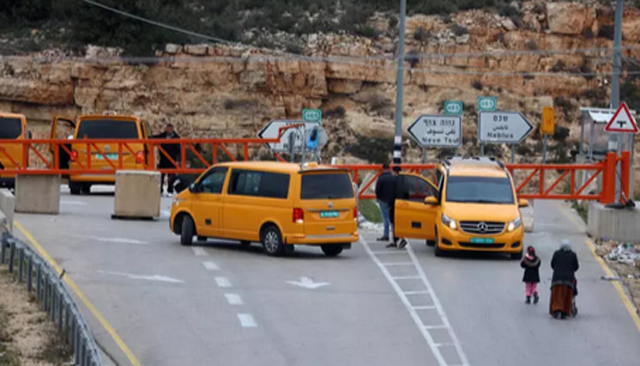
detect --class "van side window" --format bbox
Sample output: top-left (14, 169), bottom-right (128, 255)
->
top-left (200, 167), bottom-right (228, 194)
top-left (228, 170), bottom-right (290, 199)
top-left (401, 175), bottom-right (437, 202)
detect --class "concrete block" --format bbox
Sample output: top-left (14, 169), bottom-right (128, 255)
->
top-left (520, 202), bottom-right (534, 233)
top-left (587, 202), bottom-right (640, 243)
top-left (0, 210), bottom-right (9, 233)
top-left (113, 171), bottom-right (161, 219)
top-left (15, 175), bottom-right (61, 214)
top-left (0, 189), bottom-right (15, 232)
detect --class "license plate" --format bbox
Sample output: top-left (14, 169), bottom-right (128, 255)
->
top-left (320, 211), bottom-right (339, 218)
top-left (470, 237), bottom-right (495, 244)
top-left (95, 153), bottom-right (118, 160)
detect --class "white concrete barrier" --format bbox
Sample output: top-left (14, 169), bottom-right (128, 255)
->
top-left (520, 200), bottom-right (534, 233)
top-left (0, 210), bottom-right (9, 233)
top-left (15, 175), bottom-right (61, 214)
top-left (587, 202), bottom-right (640, 243)
top-left (113, 171), bottom-right (161, 219)
top-left (0, 189), bottom-right (15, 233)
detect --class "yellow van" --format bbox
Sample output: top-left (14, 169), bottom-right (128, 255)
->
top-left (170, 161), bottom-right (359, 257)
top-left (0, 113), bottom-right (31, 189)
top-left (51, 114), bottom-right (152, 195)
top-left (393, 157), bottom-right (527, 259)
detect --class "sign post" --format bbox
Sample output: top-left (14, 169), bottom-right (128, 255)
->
top-left (541, 106), bottom-right (555, 164)
top-left (604, 102), bottom-right (639, 201)
top-left (478, 111), bottom-right (534, 160)
top-left (408, 115), bottom-right (462, 158)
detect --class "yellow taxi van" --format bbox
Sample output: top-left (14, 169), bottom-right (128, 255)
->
top-left (170, 161), bottom-right (359, 257)
top-left (0, 113), bottom-right (31, 189)
top-left (51, 114), bottom-right (152, 195)
top-left (393, 157), bottom-right (527, 259)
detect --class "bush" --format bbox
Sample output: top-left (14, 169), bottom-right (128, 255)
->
top-left (471, 79), bottom-right (483, 90)
top-left (451, 24), bottom-right (468, 37)
top-left (325, 105), bottom-right (346, 118)
top-left (552, 125), bottom-right (570, 142)
top-left (406, 49), bottom-right (420, 68)
top-left (598, 25), bottom-right (615, 40)
top-left (550, 60), bottom-right (566, 73)
top-left (413, 27), bottom-right (430, 42)
top-left (525, 40), bottom-right (538, 50)
top-left (356, 26), bottom-right (381, 39)
top-left (346, 135), bottom-right (392, 164)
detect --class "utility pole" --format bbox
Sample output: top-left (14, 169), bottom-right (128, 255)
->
top-left (610, 0), bottom-right (624, 202)
top-left (393, 0), bottom-right (407, 166)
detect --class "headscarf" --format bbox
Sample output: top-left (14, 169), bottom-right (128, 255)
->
top-left (560, 239), bottom-right (572, 251)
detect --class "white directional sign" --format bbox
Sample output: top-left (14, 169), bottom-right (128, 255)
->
top-left (258, 120), bottom-right (325, 152)
top-left (408, 115), bottom-right (462, 148)
top-left (478, 111), bottom-right (534, 144)
top-left (605, 102), bottom-right (638, 134)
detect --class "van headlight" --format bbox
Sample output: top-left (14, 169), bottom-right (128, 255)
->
top-left (507, 217), bottom-right (522, 232)
top-left (441, 214), bottom-right (457, 230)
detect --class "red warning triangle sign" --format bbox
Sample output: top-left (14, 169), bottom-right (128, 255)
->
top-left (605, 102), bottom-right (639, 133)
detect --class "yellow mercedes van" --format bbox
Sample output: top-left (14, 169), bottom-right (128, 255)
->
top-left (393, 157), bottom-right (527, 259)
top-left (170, 161), bottom-right (359, 257)
top-left (51, 114), bottom-right (152, 194)
top-left (0, 113), bottom-right (30, 189)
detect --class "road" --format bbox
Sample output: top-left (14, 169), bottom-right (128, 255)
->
top-left (13, 190), bottom-right (640, 366)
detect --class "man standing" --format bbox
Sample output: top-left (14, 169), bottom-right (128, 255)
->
top-left (375, 164), bottom-right (394, 241)
top-left (152, 124), bottom-right (181, 195)
top-left (388, 166), bottom-right (408, 249)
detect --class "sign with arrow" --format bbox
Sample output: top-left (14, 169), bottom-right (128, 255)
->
top-left (605, 102), bottom-right (639, 134)
top-left (286, 277), bottom-right (330, 289)
top-left (408, 115), bottom-right (462, 148)
top-left (478, 111), bottom-right (534, 144)
top-left (258, 120), bottom-right (324, 152)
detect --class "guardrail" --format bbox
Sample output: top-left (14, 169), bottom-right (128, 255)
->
top-left (0, 232), bottom-right (102, 366)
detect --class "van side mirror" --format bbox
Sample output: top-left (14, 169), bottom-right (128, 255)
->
top-left (424, 196), bottom-right (438, 205)
top-left (189, 183), bottom-right (202, 193)
top-left (27, 130), bottom-right (33, 139)
top-left (518, 199), bottom-right (529, 208)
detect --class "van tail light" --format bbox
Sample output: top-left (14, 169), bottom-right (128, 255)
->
top-left (70, 150), bottom-right (78, 162)
top-left (353, 207), bottom-right (358, 220)
top-left (136, 151), bottom-right (145, 164)
top-left (293, 208), bottom-right (304, 223)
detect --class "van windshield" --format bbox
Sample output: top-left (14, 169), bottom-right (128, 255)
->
top-left (301, 172), bottom-right (354, 200)
top-left (445, 176), bottom-right (514, 204)
top-left (0, 117), bottom-right (22, 139)
top-left (76, 119), bottom-right (138, 139)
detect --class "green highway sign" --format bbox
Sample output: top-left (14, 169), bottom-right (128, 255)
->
top-left (444, 101), bottom-right (463, 115)
top-left (478, 96), bottom-right (497, 112)
top-left (302, 109), bottom-right (322, 123)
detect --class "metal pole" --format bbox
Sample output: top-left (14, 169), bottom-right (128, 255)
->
top-left (542, 135), bottom-right (548, 164)
top-left (611, 0), bottom-right (624, 202)
top-left (511, 144), bottom-right (516, 163)
top-left (630, 134), bottom-right (635, 199)
top-left (480, 143), bottom-right (485, 156)
top-left (393, 0), bottom-right (407, 166)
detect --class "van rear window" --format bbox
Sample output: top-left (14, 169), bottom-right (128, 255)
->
top-left (76, 119), bottom-right (139, 139)
top-left (0, 117), bottom-right (22, 139)
top-left (301, 173), bottom-right (354, 200)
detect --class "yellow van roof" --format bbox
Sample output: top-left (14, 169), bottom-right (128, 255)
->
top-left (0, 113), bottom-right (26, 119)
top-left (217, 161), bottom-right (344, 174)
top-left (78, 115), bottom-right (140, 122)
top-left (443, 158), bottom-right (508, 178)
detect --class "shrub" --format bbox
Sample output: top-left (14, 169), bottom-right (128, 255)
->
top-left (325, 105), bottom-right (346, 118)
top-left (406, 49), bottom-right (420, 68)
top-left (525, 40), bottom-right (538, 50)
top-left (413, 27), bottom-right (430, 42)
top-left (598, 25), bottom-right (615, 40)
top-left (552, 125), bottom-right (570, 142)
top-left (451, 24), bottom-right (468, 37)
top-left (346, 135), bottom-right (392, 164)
top-left (471, 79), bottom-right (483, 90)
top-left (356, 26), bottom-right (381, 39)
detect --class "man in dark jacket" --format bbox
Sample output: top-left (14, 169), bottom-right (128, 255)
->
top-left (375, 164), bottom-right (394, 241)
top-left (152, 124), bottom-right (181, 195)
top-left (387, 166), bottom-right (408, 249)
top-left (550, 239), bottom-right (580, 319)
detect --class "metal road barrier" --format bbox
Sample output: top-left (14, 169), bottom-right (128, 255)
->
top-left (0, 232), bottom-right (102, 366)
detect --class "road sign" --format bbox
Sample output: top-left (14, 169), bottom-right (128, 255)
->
top-left (478, 111), bottom-right (534, 144)
top-left (258, 120), bottom-right (325, 152)
top-left (444, 101), bottom-right (463, 116)
top-left (605, 102), bottom-right (638, 133)
top-left (478, 96), bottom-right (497, 112)
top-left (302, 108), bottom-right (322, 123)
top-left (408, 115), bottom-right (462, 148)
top-left (541, 106), bottom-right (555, 135)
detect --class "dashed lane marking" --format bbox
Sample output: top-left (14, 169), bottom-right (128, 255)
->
top-left (225, 294), bottom-right (243, 306)
top-left (237, 313), bottom-right (257, 328)
top-left (202, 261), bottom-right (220, 271)
top-left (215, 277), bottom-right (232, 288)
top-left (192, 247), bottom-right (208, 256)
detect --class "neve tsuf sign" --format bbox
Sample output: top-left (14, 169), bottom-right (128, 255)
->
top-left (541, 106), bottom-right (555, 135)
top-left (408, 115), bottom-right (462, 148)
top-left (258, 120), bottom-right (324, 152)
top-left (478, 111), bottom-right (534, 144)
top-left (478, 96), bottom-right (497, 112)
top-left (605, 102), bottom-right (638, 134)
top-left (302, 108), bottom-right (322, 123)
top-left (444, 101), bottom-right (463, 115)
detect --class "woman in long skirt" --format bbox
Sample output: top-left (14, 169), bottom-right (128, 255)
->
top-left (550, 239), bottom-right (580, 319)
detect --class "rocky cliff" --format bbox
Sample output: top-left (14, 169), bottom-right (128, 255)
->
top-left (0, 1), bottom-right (639, 184)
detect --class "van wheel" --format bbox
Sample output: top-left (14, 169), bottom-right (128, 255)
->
top-left (321, 245), bottom-right (343, 257)
top-left (197, 236), bottom-right (207, 242)
top-left (180, 216), bottom-right (195, 246)
top-left (284, 245), bottom-right (295, 255)
top-left (81, 185), bottom-right (91, 194)
top-left (426, 240), bottom-right (435, 247)
top-left (69, 184), bottom-right (81, 195)
top-left (434, 226), bottom-right (445, 257)
top-left (261, 226), bottom-right (284, 256)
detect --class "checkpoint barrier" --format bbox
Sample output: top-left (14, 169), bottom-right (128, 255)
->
top-left (15, 174), bottom-right (61, 214)
top-left (113, 170), bottom-right (161, 220)
top-left (0, 189), bottom-right (14, 232)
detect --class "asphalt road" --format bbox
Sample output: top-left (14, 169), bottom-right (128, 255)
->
top-left (13, 190), bottom-right (640, 366)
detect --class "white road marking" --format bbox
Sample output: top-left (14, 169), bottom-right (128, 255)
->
top-left (71, 235), bottom-right (148, 245)
top-left (202, 261), bottom-right (220, 271)
top-left (192, 247), bottom-right (208, 256)
top-left (371, 250), bottom-right (408, 254)
top-left (97, 270), bottom-right (184, 284)
top-left (404, 291), bottom-right (429, 295)
top-left (361, 238), bottom-right (469, 366)
top-left (225, 293), bottom-right (243, 305)
top-left (237, 313), bottom-right (257, 328)
top-left (161, 210), bottom-right (171, 218)
top-left (215, 277), bottom-right (232, 288)
top-left (413, 306), bottom-right (437, 310)
top-left (391, 276), bottom-right (421, 280)
top-left (286, 277), bottom-right (330, 289)
top-left (61, 200), bottom-right (87, 206)
top-left (424, 325), bottom-right (448, 330)
top-left (381, 262), bottom-right (414, 266)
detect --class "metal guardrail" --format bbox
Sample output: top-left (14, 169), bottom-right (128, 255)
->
top-left (0, 232), bottom-right (102, 366)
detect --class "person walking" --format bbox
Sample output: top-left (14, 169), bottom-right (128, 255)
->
top-left (375, 164), bottom-right (394, 242)
top-left (550, 239), bottom-right (580, 319)
top-left (152, 124), bottom-right (181, 195)
top-left (387, 166), bottom-right (408, 249)
top-left (520, 246), bottom-right (541, 304)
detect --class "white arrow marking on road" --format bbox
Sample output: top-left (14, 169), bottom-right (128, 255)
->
top-left (72, 235), bottom-right (148, 245)
top-left (286, 277), bottom-right (330, 289)
top-left (61, 200), bottom-right (87, 206)
top-left (97, 270), bottom-right (184, 283)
